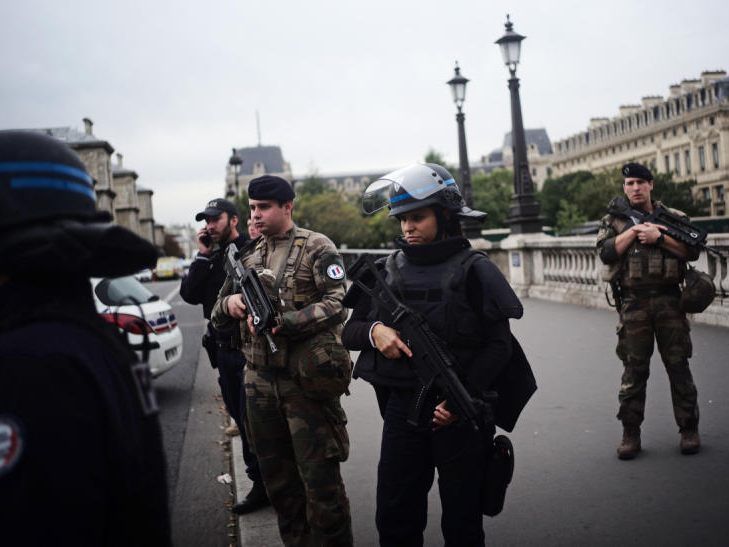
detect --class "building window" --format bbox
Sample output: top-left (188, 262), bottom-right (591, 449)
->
top-left (715, 185), bottom-right (726, 216)
top-left (710, 116), bottom-right (715, 126)
top-left (672, 127), bottom-right (677, 137)
top-left (547, 167), bottom-right (553, 177)
top-left (664, 155), bottom-right (670, 172)
top-left (685, 150), bottom-right (691, 174)
top-left (686, 94), bottom-right (693, 110)
top-left (712, 142), bottom-right (720, 168)
top-left (674, 152), bottom-right (681, 175)
top-left (650, 159), bottom-right (656, 171)
top-left (699, 146), bottom-right (706, 171)
top-left (683, 124), bottom-right (688, 134)
top-left (701, 187), bottom-right (710, 202)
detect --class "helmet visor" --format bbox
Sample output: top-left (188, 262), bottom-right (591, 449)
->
top-left (361, 164), bottom-right (456, 215)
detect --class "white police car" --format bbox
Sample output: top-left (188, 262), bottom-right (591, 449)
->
top-left (91, 276), bottom-right (183, 377)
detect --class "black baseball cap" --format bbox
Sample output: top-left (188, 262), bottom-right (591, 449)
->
top-left (195, 198), bottom-right (239, 221)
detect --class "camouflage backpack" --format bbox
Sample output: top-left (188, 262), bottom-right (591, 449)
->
top-left (680, 266), bottom-right (716, 313)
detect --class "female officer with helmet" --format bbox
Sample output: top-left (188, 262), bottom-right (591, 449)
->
top-left (342, 163), bottom-right (535, 546)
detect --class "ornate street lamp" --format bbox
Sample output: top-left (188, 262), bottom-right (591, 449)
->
top-left (228, 148), bottom-right (242, 199)
top-left (495, 15), bottom-right (542, 234)
top-left (446, 62), bottom-right (480, 238)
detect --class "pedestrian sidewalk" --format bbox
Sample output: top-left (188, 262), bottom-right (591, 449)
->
top-left (231, 428), bottom-right (280, 545)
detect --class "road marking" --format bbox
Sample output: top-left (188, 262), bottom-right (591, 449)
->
top-left (163, 283), bottom-right (181, 304)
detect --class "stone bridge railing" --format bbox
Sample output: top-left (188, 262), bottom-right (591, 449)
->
top-left (339, 234), bottom-right (729, 328)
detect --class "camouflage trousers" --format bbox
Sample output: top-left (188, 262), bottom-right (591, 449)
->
top-left (615, 293), bottom-right (699, 431)
top-left (244, 365), bottom-right (352, 547)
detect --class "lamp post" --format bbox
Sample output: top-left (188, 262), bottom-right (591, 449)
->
top-left (446, 62), bottom-right (481, 238)
top-left (495, 15), bottom-right (542, 234)
top-left (227, 148), bottom-right (242, 199)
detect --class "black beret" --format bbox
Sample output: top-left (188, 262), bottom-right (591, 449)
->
top-left (622, 162), bottom-right (653, 181)
top-left (248, 175), bottom-right (295, 202)
top-left (195, 198), bottom-right (239, 221)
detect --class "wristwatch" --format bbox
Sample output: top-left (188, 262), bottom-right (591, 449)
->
top-left (656, 233), bottom-right (665, 245)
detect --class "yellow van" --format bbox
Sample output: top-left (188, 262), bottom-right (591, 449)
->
top-left (155, 256), bottom-right (183, 280)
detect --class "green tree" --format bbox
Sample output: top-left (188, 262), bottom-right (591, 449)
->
top-left (651, 173), bottom-right (707, 216)
top-left (162, 233), bottom-right (185, 258)
top-left (555, 199), bottom-right (587, 235)
top-left (471, 169), bottom-right (514, 229)
top-left (423, 149), bottom-right (457, 174)
top-left (293, 191), bottom-right (369, 248)
top-left (296, 173), bottom-right (329, 196)
top-left (572, 170), bottom-right (623, 220)
top-left (537, 171), bottom-right (593, 226)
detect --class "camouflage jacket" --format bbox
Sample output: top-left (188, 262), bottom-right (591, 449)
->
top-left (211, 226), bottom-right (348, 369)
top-left (596, 200), bottom-right (699, 286)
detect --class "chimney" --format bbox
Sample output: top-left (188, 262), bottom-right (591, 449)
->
top-left (116, 153), bottom-right (123, 168)
top-left (82, 117), bottom-right (93, 135)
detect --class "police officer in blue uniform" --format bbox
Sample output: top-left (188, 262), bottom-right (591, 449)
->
top-left (342, 164), bottom-right (535, 546)
top-left (180, 198), bottom-right (268, 514)
top-left (0, 130), bottom-right (171, 546)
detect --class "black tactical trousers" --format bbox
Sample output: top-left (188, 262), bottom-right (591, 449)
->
top-left (216, 347), bottom-right (261, 482)
top-left (376, 388), bottom-right (486, 547)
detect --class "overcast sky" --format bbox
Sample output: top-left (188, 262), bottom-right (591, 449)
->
top-left (2, 0), bottom-right (727, 225)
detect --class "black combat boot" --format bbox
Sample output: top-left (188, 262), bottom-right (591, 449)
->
top-left (617, 426), bottom-right (641, 460)
top-left (679, 429), bottom-right (700, 455)
top-left (232, 481), bottom-right (270, 515)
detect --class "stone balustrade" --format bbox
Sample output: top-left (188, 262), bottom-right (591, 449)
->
top-left (340, 233), bottom-right (729, 328)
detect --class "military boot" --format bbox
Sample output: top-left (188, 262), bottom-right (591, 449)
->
top-left (617, 426), bottom-right (641, 460)
top-left (680, 429), bottom-right (701, 455)
top-left (231, 480), bottom-right (270, 515)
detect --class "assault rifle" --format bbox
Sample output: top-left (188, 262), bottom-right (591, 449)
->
top-left (609, 196), bottom-right (727, 258)
top-left (348, 254), bottom-right (494, 431)
top-left (224, 243), bottom-right (279, 354)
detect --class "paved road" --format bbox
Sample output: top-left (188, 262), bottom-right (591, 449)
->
top-left (144, 279), bottom-right (729, 546)
top-left (145, 280), bottom-right (235, 547)
top-left (238, 297), bottom-right (729, 546)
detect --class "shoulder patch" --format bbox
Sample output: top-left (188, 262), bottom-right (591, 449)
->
top-left (319, 253), bottom-right (346, 282)
top-left (0, 416), bottom-right (24, 478)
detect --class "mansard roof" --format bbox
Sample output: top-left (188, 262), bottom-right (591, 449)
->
top-left (233, 145), bottom-right (287, 175)
top-left (503, 128), bottom-right (553, 155)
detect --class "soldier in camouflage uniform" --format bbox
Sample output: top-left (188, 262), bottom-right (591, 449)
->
top-left (212, 175), bottom-right (353, 546)
top-left (597, 162), bottom-right (701, 460)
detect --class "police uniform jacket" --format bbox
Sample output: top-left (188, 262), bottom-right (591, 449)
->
top-left (0, 279), bottom-right (171, 547)
top-left (342, 236), bottom-right (536, 431)
top-left (180, 233), bottom-right (249, 321)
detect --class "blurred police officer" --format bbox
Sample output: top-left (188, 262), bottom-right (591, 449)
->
top-left (212, 175), bottom-right (353, 546)
top-left (179, 197), bottom-right (268, 514)
top-left (597, 162), bottom-right (701, 459)
top-left (0, 130), bottom-right (171, 545)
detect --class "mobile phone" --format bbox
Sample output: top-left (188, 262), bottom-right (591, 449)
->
top-left (200, 232), bottom-right (212, 247)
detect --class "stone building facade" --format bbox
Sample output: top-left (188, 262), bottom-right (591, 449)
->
top-left (111, 153), bottom-right (141, 235)
top-left (137, 186), bottom-right (156, 246)
top-left (38, 118), bottom-right (117, 218)
top-left (475, 128), bottom-right (554, 190)
top-left (549, 71), bottom-right (729, 216)
top-left (12, 118), bottom-right (162, 244)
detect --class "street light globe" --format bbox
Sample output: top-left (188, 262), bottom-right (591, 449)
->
top-left (447, 62), bottom-right (469, 109)
top-left (228, 148), bottom-right (242, 168)
top-left (495, 14), bottom-right (525, 72)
